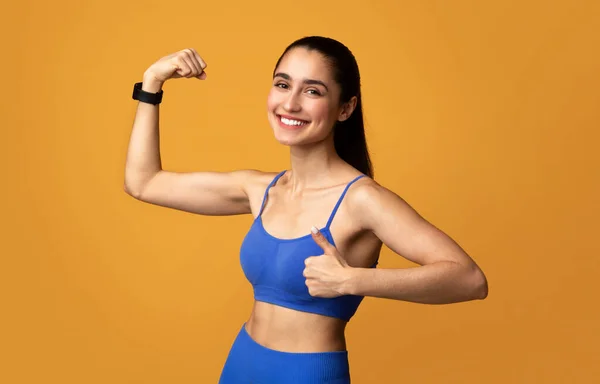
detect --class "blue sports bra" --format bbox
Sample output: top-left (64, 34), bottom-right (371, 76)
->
top-left (239, 170), bottom-right (378, 322)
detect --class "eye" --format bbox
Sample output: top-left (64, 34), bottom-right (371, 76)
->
top-left (275, 82), bottom-right (288, 89)
top-left (307, 89), bottom-right (321, 96)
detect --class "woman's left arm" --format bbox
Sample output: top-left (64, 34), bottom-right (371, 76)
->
top-left (344, 181), bottom-right (488, 304)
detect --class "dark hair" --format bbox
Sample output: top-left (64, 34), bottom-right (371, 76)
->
top-left (273, 36), bottom-right (374, 178)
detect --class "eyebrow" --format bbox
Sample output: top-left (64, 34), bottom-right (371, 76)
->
top-left (273, 72), bottom-right (329, 92)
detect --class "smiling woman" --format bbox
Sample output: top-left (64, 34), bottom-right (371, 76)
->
top-left (124, 36), bottom-right (487, 384)
top-left (266, 38), bottom-right (372, 178)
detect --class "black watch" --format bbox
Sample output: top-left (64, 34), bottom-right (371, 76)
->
top-left (132, 82), bottom-right (163, 105)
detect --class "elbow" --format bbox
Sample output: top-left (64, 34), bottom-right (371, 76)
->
top-left (123, 170), bottom-right (160, 200)
top-left (470, 266), bottom-right (488, 300)
top-left (123, 171), bottom-right (151, 200)
top-left (123, 182), bottom-right (143, 200)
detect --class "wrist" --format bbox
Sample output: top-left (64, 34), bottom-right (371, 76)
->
top-left (142, 71), bottom-right (164, 93)
top-left (342, 267), bottom-right (365, 296)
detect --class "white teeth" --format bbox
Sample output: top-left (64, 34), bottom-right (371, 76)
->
top-left (280, 117), bottom-right (307, 126)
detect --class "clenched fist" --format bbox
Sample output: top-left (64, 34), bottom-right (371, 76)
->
top-left (143, 48), bottom-right (207, 86)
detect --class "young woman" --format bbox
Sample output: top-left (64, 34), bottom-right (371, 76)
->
top-left (124, 36), bottom-right (488, 384)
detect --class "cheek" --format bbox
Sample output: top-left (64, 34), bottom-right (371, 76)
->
top-left (308, 100), bottom-right (337, 121)
top-left (266, 89), bottom-right (281, 111)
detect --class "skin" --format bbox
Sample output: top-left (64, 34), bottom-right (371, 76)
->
top-left (242, 47), bottom-right (488, 353)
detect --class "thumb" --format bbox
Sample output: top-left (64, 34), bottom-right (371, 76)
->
top-left (311, 226), bottom-right (335, 253)
top-left (196, 71), bottom-right (207, 80)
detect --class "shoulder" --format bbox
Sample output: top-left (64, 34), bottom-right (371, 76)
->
top-left (345, 176), bottom-right (418, 231)
top-left (237, 169), bottom-right (285, 195)
top-left (345, 176), bottom-right (400, 209)
top-left (234, 169), bottom-right (282, 182)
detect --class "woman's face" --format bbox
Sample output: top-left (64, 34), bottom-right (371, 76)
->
top-left (267, 47), bottom-right (348, 147)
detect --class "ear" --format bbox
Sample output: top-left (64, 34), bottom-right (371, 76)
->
top-left (337, 96), bottom-right (358, 122)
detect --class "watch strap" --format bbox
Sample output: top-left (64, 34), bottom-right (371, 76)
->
top-left (132, 82), bottom-right (163, 105)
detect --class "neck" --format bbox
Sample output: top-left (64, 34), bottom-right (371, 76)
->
top-left (287, 134), bottom-right (343, 191)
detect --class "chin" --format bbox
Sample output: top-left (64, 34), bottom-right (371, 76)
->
top-left (271, 130), bottom-right (306, 147)
top-left (267, 116), bottom-right (302, 145)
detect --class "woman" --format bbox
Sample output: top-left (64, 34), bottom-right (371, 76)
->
top-left (124, 36), bottom-right (488, 383)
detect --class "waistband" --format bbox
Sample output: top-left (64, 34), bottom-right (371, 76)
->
top-left (238, 322), bottom-right (350, 382)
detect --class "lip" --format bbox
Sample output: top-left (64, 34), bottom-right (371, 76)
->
top-left (276, 114), bottom-right (310, 130)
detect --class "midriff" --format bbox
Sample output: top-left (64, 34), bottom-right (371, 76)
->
top-left (244, 300), bottom-right (348, 353)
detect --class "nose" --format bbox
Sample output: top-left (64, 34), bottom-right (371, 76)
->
top-left (283, 91), bottom-right (301, 112)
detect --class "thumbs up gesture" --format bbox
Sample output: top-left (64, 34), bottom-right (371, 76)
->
top-left (303, 226), bottom-right (353, 298)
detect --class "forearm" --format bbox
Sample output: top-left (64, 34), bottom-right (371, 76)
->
top-left (345, 261), bottom-right (488, 304)
top-left (124, 74), bottom-right (165, 195)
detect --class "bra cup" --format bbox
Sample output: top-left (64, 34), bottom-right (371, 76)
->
top-left (270, 237), bottom-right (328, 298)
top-left (239, 222), bottom-right (273, 285)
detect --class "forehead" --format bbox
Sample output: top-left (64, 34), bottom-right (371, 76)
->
top-left (275, 47), bottom-right (333, 82)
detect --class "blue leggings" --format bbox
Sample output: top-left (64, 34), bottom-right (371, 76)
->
top-left (218, 323), bottom-right (351, 383)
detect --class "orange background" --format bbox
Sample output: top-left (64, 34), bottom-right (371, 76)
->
top-left (3, 0), bottom-right (599, 383)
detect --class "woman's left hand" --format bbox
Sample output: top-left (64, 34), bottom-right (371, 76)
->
top-left (303, 227), bottom-right (354, 298)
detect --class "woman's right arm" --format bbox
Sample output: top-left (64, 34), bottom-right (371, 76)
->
top-left (123, 49), bottom-right (256, 216)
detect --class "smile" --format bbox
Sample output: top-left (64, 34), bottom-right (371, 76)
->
top-left (277, 114), bottom-right (310, 129)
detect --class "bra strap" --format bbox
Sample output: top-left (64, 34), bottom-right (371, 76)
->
top-left (325, 174), bottom-right (366, 228)
top-left (257, 170), bottom-right (287, 217)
